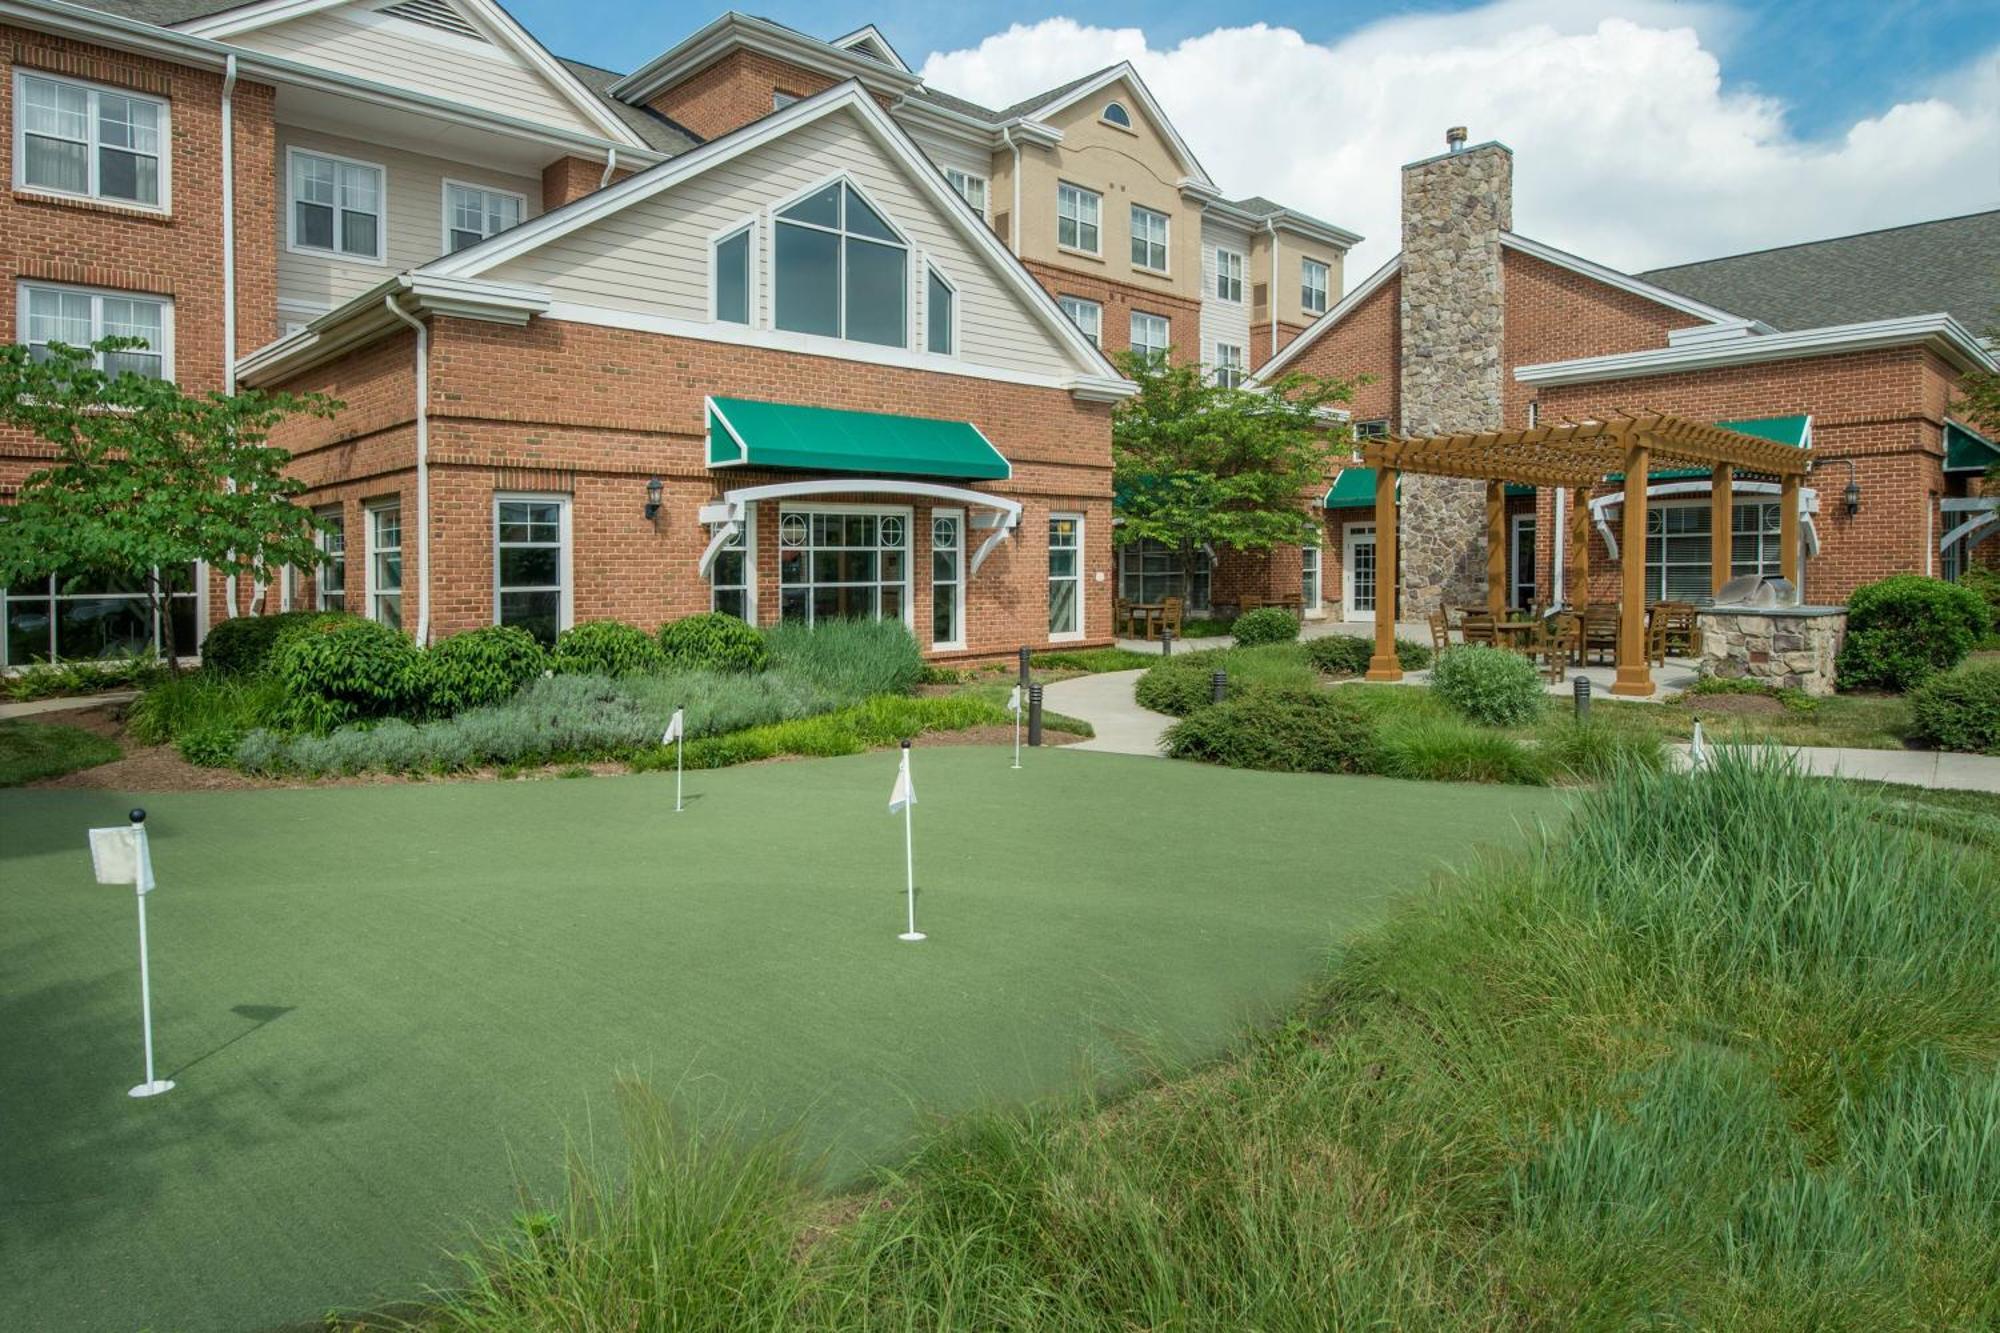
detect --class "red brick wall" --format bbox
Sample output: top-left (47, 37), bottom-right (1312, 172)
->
top-left (1021, 259), bottom-right (1203, 369)
top-left (642, 50), bottom-right (894, 143)
top-left (1247, 319), bottom-right (1309, 371)
top-left (1272, 273), bottom-right (1399, 426)
top-left (266, 314), bottom-right (1117, 657)
top-left (539, 155), bottom-right (635, 210)
top-left (1500, 249), bottom-right (1705, 428)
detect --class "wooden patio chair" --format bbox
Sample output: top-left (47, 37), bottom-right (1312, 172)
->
top-left (1645, 604), bottom-right (1672, 668)
top-left (1658, 601), bottom-right (1703, 658)
top-left (1114, 597), bottom-right (1134, 638)
top-left (1581, 606), bottom-right (1620, 666)
top-left (1460, 611), bottom-right (1498, 647)
top-left (1530, 612), bottom-right (1581, 684)
top-left (1159, 596), bottom-right (1185, 639)
top-left (1428, 609), bottom-right (1452, 656)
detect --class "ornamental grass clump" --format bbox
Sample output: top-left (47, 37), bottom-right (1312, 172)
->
top-left (763, 618), bottom-right (922, 699)
top-left (1373, 714), bottom-right (1548, 785)
top-left (1430, 644), bottom-right (1546, 726)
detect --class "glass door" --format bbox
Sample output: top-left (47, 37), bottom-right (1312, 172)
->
top-left (1343, 524), bottom-right (1376, 622)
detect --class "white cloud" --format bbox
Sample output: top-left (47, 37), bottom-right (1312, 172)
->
top-left (918, 3), bottom-right (2000, 278)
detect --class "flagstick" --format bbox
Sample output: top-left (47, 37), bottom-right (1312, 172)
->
top-left (128, 814), bottom-right (172, 1099)
top-left (1012, 703), bottom-right (1021, 770)
top-left (675, 729), bottom-right (684, 814)
top-left (898, 740), bottom-right (924, 941)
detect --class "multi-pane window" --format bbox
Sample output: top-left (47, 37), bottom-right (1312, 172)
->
top-left (1301, 258), bottom-right (1330, 315)
top-left (1101, 101), bottom-right (1132, 128)
top-left (1130, 205), bottom-right (1169, 271)
top-left (495, 497), bottom-right (566, 646)
top-left (1048, 515), bottom-right (1083, 638)
top-left (710, 522), bottom-right (749, 620)
top-left (1215, 247), bottom-right (1245, 302)
top-left (1354, 419), bottom-right (1390, 440)
top-left (16, 72), bottom-right (165, 207)
top-left (22, 284), bottom-right (169, 380)
top-left (1119, 538), bottom-right (1209, 611)
top-left (774, 180), bottom-right (906, 348)
top-left (315, 507), bottom-right (346, 611)
top-left (1059, 295), bottom-right (1102, 347)
top-left (444, 182), bottom-right (523, 253)
top-left (926, 266), bottom-right (955, 356)
top-left (1643, 500), bottom-right (1785, 602)
top-left (943, 167), bottom-right (987, 216)
top-left (367, 503), bottom-right (403, 629)
top-left (931, 511), bottom-right (963, 648)
top-left (1057, 182), bottom-right (1100, 253)
top-left (1130, 311), bottom-right (1169, 365)
top-left (714, 225), bottom-right (751, 324)
top-left (290, 150), bottom-right (383, 260)
top-left (1301, 543), bottom-right (1322, 611)
top-left (1213, 343), bottom-right (1245, 388)
top-left (2, 565), bottom-right (196, 667)
top-left (778, 510), bottom-right (908, 625)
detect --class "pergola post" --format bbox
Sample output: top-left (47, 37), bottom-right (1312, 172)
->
top-left (1612, 439), bottom-right (1654, 697)
top-left (1779, 472), bottom-right (1801, 588)
top-left (1567, 486), bottom-right (1591, 609)
top-left (1710, 465), bottom-right (1734, 597)
top-left (1366, 466), bottom-right (1402, 681)
top-left (1486, 481), bottom-right (1507, 616)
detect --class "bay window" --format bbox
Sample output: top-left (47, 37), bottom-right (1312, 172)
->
top-left (774, 180), bottom-right (906, 348)
top-left (15, 70), bottom-right (165, 208)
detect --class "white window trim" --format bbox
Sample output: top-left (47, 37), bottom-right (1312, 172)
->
top-left (708, 214), bottom-right (759, 325)
top-left (777, 502), bottom-right (914, 631)
top-left (1215, 246), bottom-right (1245, 303)
top-left (931, 506), bottom-right (966, 651)
top-left (16, 279), bottom-right (176, 381)
top-left (313, 503), bottom-right (346, 612)
top-left (11, 68), bottom-right (172, 214)
top-left (364, 498), bottom-right (403, 628)
top-left (286, 145), bottom-right (388, 265)
top-left (943, 167), bottom-right (988, 220)
top-left (1301, 256), bottom-right (1331, 316)
top-left (1059, 295), bottom-right (1102, 348)
top-left (766, 171), bottom-right (912, 350)
top-left (1212, 341), bottom-right (1245, 388)
top-left (1301, 541), bottom-right (1323, 616)
top-left (920, 255), bottom-right (961, 359)
top-left (1048, 511), bottom-right (1085, 643)
top-left (1100, 101), bottom-right (1135, 132)
top-left (492, 492), bottom-right (573, 637)
top-left (1057, 181), bottom-right (1102, 257)
top-left (1130, 311), bottom-right (1170, 364)
top-left (1130, 204), bottom-right (1170, 276)
top-left (440, 177), bottom-right (529, 255)
top-left (708, 504), bottom-right (757, 622)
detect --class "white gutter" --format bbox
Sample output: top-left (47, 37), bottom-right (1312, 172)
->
top-left (1000, 125), bottom-right (1022, 257)
top-left (221, 52), bottom-right (241, 618)
top-left (1516, 313), bottom-right (1998, 385)
top-left (382, 294), bottom-right (432, 645)
top-left (599, 148), bottom-right (617, 189)
top-left (1266, 218), bottom-right (1280, 361)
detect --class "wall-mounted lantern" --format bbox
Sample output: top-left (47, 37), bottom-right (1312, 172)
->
top-left (644, 477), bottom-right (663, 522)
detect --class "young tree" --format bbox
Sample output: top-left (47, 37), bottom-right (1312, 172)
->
top-left (0, 337), bottom-right (339, 668)
top-left (1111, 352), bottom-right (1357, 605)
top-left (1953, 331), bottom-right (2000, 492)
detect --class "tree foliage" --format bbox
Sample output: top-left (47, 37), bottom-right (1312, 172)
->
top-left (0, 337), bottom-right (339, 662)
top-left (1111, 353), bottom-right (1356, 602)
top-left (1953, 322), bottom-right (2000, 490)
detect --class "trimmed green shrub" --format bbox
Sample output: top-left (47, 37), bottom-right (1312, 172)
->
top-left (1955, 566), bottom-right (2000, 640)
top-left (271, 617), bottom-right (423, 733)
top-left (1834, 575), bottom-right (1987, 692)
top-left (551, 620), bottom-right (668, 678)
top-left (422, 625), bottom-right (546, 715)
top-left (1165, 688), bottom-right (1379, 773)
top-left (1232, 607), bottom-right (1300, 646)
top-left (176, 725), bottom-right (247, 768)
top-left (658, 611), bottom-right (770, 674)
top-left (1304, 634), bottom-right (1432, 677)
top-left (1538, 720), bottom-right (1667, 782)
top-left (1430, 645), bottom-right (1545, 726)
top-left (1134, 646), bottom-right (1317, 717)
top-left (198, 610), bottom-right (349, 676)
top-left (763, 618), bottom-right (922, 699)
top-left (1908, 663), bottom-right (2000, 754)
top-left (1374, 716), bottom-right (1548, 785)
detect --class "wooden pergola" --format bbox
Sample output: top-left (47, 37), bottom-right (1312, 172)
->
top-left (1356, 412), bottom-right (1811, 696)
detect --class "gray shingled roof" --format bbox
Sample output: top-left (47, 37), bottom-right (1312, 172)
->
top-left (911, 66), bottom-right (1115, 126)
top-left (74, 0), bottom-right (246, 21)
top-left (1639, 210), bottom-right (2000, 333)
top-left (1225, 195), bottom-right (1354, 242)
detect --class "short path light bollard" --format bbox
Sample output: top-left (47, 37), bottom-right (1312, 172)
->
top-left (1017, 645), bottom-right (1031, 690)
top-left (1161, 627), bottom-right (1174, 657)
top-left (1573, 674), bottom-right (1591, 724)
top-left (1211, 670), bottom-right (1228, 705)
top-left (1027, 683), bottom-right (1044, 746)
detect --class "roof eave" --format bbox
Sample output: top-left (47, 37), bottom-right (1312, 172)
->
top-left (610, 12), bottom-right (922, 106)
top-left (236, 274), bottom-right (548, 385)
top-left (1514, 313), bottom-right (1999, 386)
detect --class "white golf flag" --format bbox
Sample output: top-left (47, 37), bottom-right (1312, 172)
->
top-left (888, 747), bottom-right (916, 813)
top-left (1006, 685), bottom-right (1022, 715)
top-left (662, 707), bottom-right (684, 745)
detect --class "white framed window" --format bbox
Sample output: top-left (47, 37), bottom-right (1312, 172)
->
top-left (13, 70), bottom-right (168, 210)
top-left (1101, 101), bottom-right (1132, 129)
top-left (19, 282), bottom-right (172, 380)
top-left (1130, 311), bottom-right (1169, 365)
top-left (1059, 295), bottom-right (1102, 347)
top-left (1057, 182), bottom-right (1100, 254)
top-left (1212, 342), bottom-right (1245, 388)
top-left (1048, 513), bottom-right (1084, 641)
top-left (365, 501), bottom-right (403, 629)
top-left (710, 509), bottom-right (755, 621)
top-left (943, 167), bottom-right (987, 217)
top-left (443, 180), bottom-right (525, 253)
top-left (1301, 257), bottom-right (1330, 315)
top-left (712, 219), bottom-right (754, 325)
top-left (1644, 498), bottom-right (1786, 602)
top-left (1, 563), bottom-right (197, 667)
top-left (1301, 542), bottom-right (1322, 613)
top-left (314, 505), bottom-right (346, 611)
top-left (778, 506), bottom-right (911, 627)
top-left (925, 263), bottom-right (956, 356)
top-left (288, 147), bottom-right (385, 262)
top-left (1119, 539), bottom-right (1208, 612)
top-left (494, 494), bottom-right (569, 646)
top-left (1215, 247), bottom-right (1245, 303)
top-left (1130, 205), bottom-right (1169, 273)
top-left (931, 509), bottom-right (964, 650)
top-left (773, 178), bottom-right (907, 348)
top-left (1355, 418), bottom-right (1390, 440)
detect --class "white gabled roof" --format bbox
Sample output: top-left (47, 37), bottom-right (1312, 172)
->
top-left (831, 24), bottom-right (910, 73)
top-left (175, 0), bottom-right (651, 150)
top-left (1515, 312), bottom-right (1999, 384)
top-left (1016, 62), bottom-right (1215, 193)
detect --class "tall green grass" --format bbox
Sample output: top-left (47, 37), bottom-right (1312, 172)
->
top-left (763, 618), bottom-right (923, 700)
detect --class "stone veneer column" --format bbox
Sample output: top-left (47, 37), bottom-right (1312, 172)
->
top-left (1397, 136), bottom-right (1512, 615)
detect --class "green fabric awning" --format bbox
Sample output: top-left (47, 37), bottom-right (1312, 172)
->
top-left (1612, 413), bottom-right (1812, 482)
top-left (706, 396), bottom-right (1010, 481)
top-left (1325, 467), bottom-right (1397, 509)
top-left (1945, 420), bottom-right (1999, 473)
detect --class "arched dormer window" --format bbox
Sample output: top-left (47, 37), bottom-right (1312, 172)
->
top-left (773, 179), bottom-right (907, 348)
top-left (1101, 101), bottom-right (1132, 129)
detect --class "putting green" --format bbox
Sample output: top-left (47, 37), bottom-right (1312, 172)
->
top-left (0, 749), bottom-right (1556, 1330)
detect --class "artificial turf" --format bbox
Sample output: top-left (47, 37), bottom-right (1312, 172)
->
top-left (0, 748), bottom-right (1555, 1331)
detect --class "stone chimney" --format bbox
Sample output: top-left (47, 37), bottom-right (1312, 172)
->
top-left (1397, 130), bottom-right (1512, 615)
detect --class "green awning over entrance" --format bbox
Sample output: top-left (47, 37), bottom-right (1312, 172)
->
top-left (1945, 420), bottom-right (1999, 473)
top-left (1613, 413), bottom-right (1812, 482)
top-left (1325, 466), bottom-right (1395, 509)
top-left (706, 396), bottom-right (1011, 481)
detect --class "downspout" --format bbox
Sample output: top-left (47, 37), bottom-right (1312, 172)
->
top-left (1000, 125), bottom-right (1022, 256)
top-left (1266, 218), bottom-right (1280, 361)
top-left (383, 293), bottom-right (432, 645)
top-left (222, 53), bottom-right (242, 619)
top-left (599, 147), bottom-right (617, 189)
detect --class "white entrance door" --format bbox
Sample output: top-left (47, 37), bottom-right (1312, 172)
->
top-left (1343, 524), bottom-right (1377, 622)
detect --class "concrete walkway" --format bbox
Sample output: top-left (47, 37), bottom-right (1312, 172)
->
top-left (1042, 669), bottom-right (1173, 756)
top-left (0, 689), bottom-right (138, 720)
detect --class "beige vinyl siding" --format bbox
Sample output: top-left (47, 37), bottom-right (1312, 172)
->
top-left (1200, 215), bottom-right (1252, 375)
top-left (486, 109), bottom-right (1081, 381)
top-left (908, 128), bottom-right (994, 223)
top-left (276, 125), bottom-right (540, 314)
top-left (231, 4), bottom-right (605, 139)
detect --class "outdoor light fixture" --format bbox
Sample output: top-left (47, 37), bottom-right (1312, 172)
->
top-left (1844, 477), bottom-right (1861, 517)
top-left (644, 477), bottom-right (663, 522)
